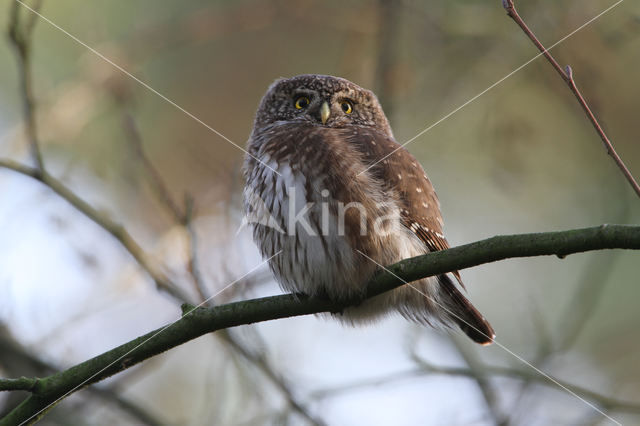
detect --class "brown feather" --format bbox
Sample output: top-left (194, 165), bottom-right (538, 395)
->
top-left (245, 74), bottom-right (495, 344)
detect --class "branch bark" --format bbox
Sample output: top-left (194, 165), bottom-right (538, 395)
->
top-left (2, 224), bottom-right (639, 425)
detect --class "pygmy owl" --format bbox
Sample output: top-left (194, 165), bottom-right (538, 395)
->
top-left (243, 74), bottom-right (494, 344)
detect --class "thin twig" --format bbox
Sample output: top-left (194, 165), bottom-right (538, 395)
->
top-left (411, 357), bottom-right (640, 415)
top-left (311, 358), bottom-right (640, 415)
top-left (5, 2), bottom-right (189, 303)
top-left (374, 0), bottom-right (400, 117)
top-left (218, 331), bottom-right (325, 426)
top-left (123, 113), bottom-right (185, 222)
top-left (182, 194), bottom-right (210, 302)
top-left (502, 0), bottom-right (640, 198)
top-left (7, 0), bottom-right (44, 171)
top-left (449, 338), bottom-right (505, 425)
top-left (0, 158), bottom-right (190, 303)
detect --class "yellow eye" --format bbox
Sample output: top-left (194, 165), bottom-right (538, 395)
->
top-left (295, 96), bottom-right (310, 109)
top-left (341, 100), bottom-right (353, 114)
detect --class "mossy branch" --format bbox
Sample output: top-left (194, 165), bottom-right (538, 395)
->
top-left (1, 224), bottom-right (639, 425)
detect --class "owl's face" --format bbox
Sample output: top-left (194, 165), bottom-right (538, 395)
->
top-left (253, 74), bottom-right (391, 135)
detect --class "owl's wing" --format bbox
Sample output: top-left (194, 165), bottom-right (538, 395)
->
top-left (342, 127), bottom-right (463, 285)
top-left (341, 127), bottom-right (494, 344)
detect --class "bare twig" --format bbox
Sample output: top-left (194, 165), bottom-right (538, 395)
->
top-left (449, 338), bottom-right (505, 425)
top-left (5, 2), bottom-right (190, 303)
top-left (182, 195), bottom-right (203, 289)
top-left (7, 0), bottom-right (44, 171)
top-left (502, 0), bottom-right (640, 198)
top-left (375, 0), bottom-right (400, 117)
top-left (218, 331), bottom-right (324, 426)
top-left (0, 158), bottom-right (190, 303)
top-left (411, 356), bottom-right (640, 416)
top-left (311, 357), bottom-right (640, 416)
top-left (123, 114), bottom-right (185, 222)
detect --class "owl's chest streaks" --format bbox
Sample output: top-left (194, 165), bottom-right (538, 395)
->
top-left (255, 124), bottom-right (389, 245)
top-left (244, 123), bottom-right (411, 297)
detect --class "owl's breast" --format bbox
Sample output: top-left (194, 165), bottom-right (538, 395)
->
top-left (243, 123), bottom-right (427, 300)
top-left (244, 151), bottom-right (367, 298)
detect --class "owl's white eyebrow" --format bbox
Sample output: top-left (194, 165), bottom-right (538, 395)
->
top-left (11, 0), bottom-right (283, 177)
top-left (357, 0), bottom-right (623, 177)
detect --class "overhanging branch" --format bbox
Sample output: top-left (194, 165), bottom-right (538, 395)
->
top-left (1, 224), bottom-right (639, 425)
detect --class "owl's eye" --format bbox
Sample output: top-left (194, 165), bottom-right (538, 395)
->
top-left (294, 96), bottom-right (310, 109)
top-left (341, 100), bottom-right (353, 114)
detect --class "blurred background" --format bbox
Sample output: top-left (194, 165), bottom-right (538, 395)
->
top-left (0, 0), bottom-right (639, 424)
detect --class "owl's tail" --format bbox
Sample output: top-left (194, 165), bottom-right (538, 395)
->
top-left (439, 275), bottom-right (495, 345)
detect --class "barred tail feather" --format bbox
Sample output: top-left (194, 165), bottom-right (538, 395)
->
top-left (439, 275), bottom-right (495, 345)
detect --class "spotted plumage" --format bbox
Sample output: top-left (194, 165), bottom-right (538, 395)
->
top-left (243, 74), bottom-right (494, 344)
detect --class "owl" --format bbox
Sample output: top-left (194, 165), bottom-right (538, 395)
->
top-left (243, 74), bottom-right (494, 345)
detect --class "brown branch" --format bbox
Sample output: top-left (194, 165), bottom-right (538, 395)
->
top-left (502, 0), bottom-right (640, 198)
top-left (7, 0), bottom-right (44, 171)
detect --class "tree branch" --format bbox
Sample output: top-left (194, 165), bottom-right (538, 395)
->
top-left (0, 324), bottom-right (164, 424)
top-left (502, 0), bottom-right (640, 198)
top-left (0, 378), bottom-right (37, 393)
top-left (123, 113), bottom-right (186, 223)
top-left (2, 224), bottom-right (639, 424)
top-left (8, 0), bottom-right (44, 171)
top-left (449, 338), bottom-right (505, 425)
top-left (411, 358), bottom-right (640, 415)
top-left (0, 158), bottom-right (191, 303)
top-left (311, 355), bottom-right (640, 415)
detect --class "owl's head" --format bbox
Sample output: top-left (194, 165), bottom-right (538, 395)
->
top-left (253, 74), bottom-right (391, 136)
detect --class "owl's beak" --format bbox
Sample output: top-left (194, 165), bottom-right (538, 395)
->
top-left (320, 101), bottom-right (330, 125)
